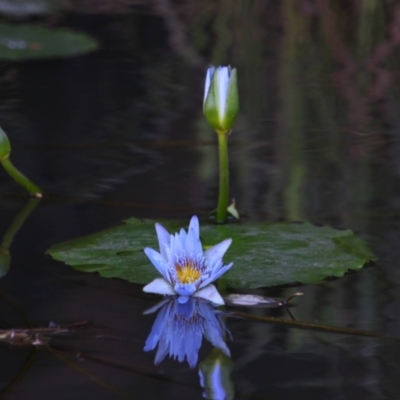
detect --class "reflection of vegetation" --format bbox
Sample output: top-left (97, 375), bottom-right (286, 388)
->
top-left (0, 23), bottom-right (97, 60)
top-left (0, 198), bottom-right (40, 278)
top-left (199, 348), bottom-right (234, 400)
top-left (230, 308), bottom-right (400, 341)
top-left (170, 0), bottom-right (399, 227)
top-left (279, 0), bottom-right (308, 222)
top-left (356, 0), bottom-right (385, 59)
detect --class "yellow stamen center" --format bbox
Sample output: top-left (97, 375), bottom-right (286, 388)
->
top-left (176, 264), bottom-right (201, 284)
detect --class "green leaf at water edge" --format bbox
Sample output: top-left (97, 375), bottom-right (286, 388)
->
top-left (47, 219), bottom-right (375, 290)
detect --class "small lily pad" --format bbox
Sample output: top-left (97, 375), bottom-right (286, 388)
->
top-left (0, 23), bottom-right (97, 60)
top-left (47, 218), bottom-right (375, 290)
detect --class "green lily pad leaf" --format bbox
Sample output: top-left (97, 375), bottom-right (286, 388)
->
top-left (0, 23), bottom-right (97, 60)
top-left (47, 218), bottom-right (375, 289)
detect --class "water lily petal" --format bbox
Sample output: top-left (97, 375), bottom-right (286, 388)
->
top-left (225, 67), bottom-right (239, 129)
top-left (144, 247), bottom-right (169, 281)
top-left (188, 215), bottom-right (200, 238)
top-left (178, 228), bottom-right (187, 246)
top-left (174, 282), bottom-right (197, 296)
top-left (204, 238), bottom-right (232, 266)
top-left (189, 219), bottom-right (203, 256)
top-left (144, 323), bottom-right (163, 351)
top-left (212, 261), bottom-right (233, 280)
top-left (202, 316), bottom-right (231, 357)
top-left (143, 298), bottom-right (171, 315)
top-left (171, 232), bottom-right (184, 258)
top-left (203, 66), bottom-right (215, 105)
top-left (216, 67), bottom-right (229, 120)
top-left (177, 295), bottom-right (190, 304)
top-left (193, 284), bottom-right (225, 305)
top-left (155, 223), bottom-right (170, 259)
top-left (186, 226), bottom-right (202, 258)
top-left (143, 277), bottom-right (175, 295)
top-left (184, 229), bottom-right (195, 257)
top-left (200, 262), bottom-right (233, 289)
top-left (154, 337), bottom-right (170, 365)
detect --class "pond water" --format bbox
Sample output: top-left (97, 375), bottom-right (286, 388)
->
top-left (0, 1), bottom-right (399, 399)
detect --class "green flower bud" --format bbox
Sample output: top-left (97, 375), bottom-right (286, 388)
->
top-left (0, 127), bottom-right (11, 160)
top-left (203, 66), bottom-right (239, 134)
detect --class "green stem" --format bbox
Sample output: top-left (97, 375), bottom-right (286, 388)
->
top-left (1, 158), bottom-right (42, 197)
top-left (216, 131), bottom-right (229, 223)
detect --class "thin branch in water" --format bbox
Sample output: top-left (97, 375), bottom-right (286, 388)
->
top-left (227, 311), bottom-right (400, 341)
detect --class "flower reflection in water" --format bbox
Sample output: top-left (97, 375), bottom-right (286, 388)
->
top-left (199, 349), bottom-right (234, 400)
top-left (144, 297), bottom-right (231, 368)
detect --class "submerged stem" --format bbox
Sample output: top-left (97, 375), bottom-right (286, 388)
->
top-left (1, 158), bottom-right (42, 197)
top-left (216, 131), bottom-right (230, 223)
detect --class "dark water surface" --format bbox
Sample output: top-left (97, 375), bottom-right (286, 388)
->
top-left (0, 2), bottom-right (399, 399)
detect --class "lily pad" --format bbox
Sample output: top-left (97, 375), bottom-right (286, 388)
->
top-left (47, 218), bottom-right (375, 289)
top-left (0, 23), bottom-right (97, 60)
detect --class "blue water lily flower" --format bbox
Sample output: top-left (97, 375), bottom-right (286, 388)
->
top-left (144, 297), bottom-right (231, 368)
top-left (143, 216), bottom-right (233, 306)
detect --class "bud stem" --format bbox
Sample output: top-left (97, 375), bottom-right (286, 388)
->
top-left (1, 158), bottom-right (42, 197)
top-left (216, 131), bottom-right (230, 223)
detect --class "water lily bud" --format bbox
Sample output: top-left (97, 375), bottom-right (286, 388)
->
top-left (0, 127), bottom-right (11, 160)
top-left (203, 66), bottom-right (239, 134)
